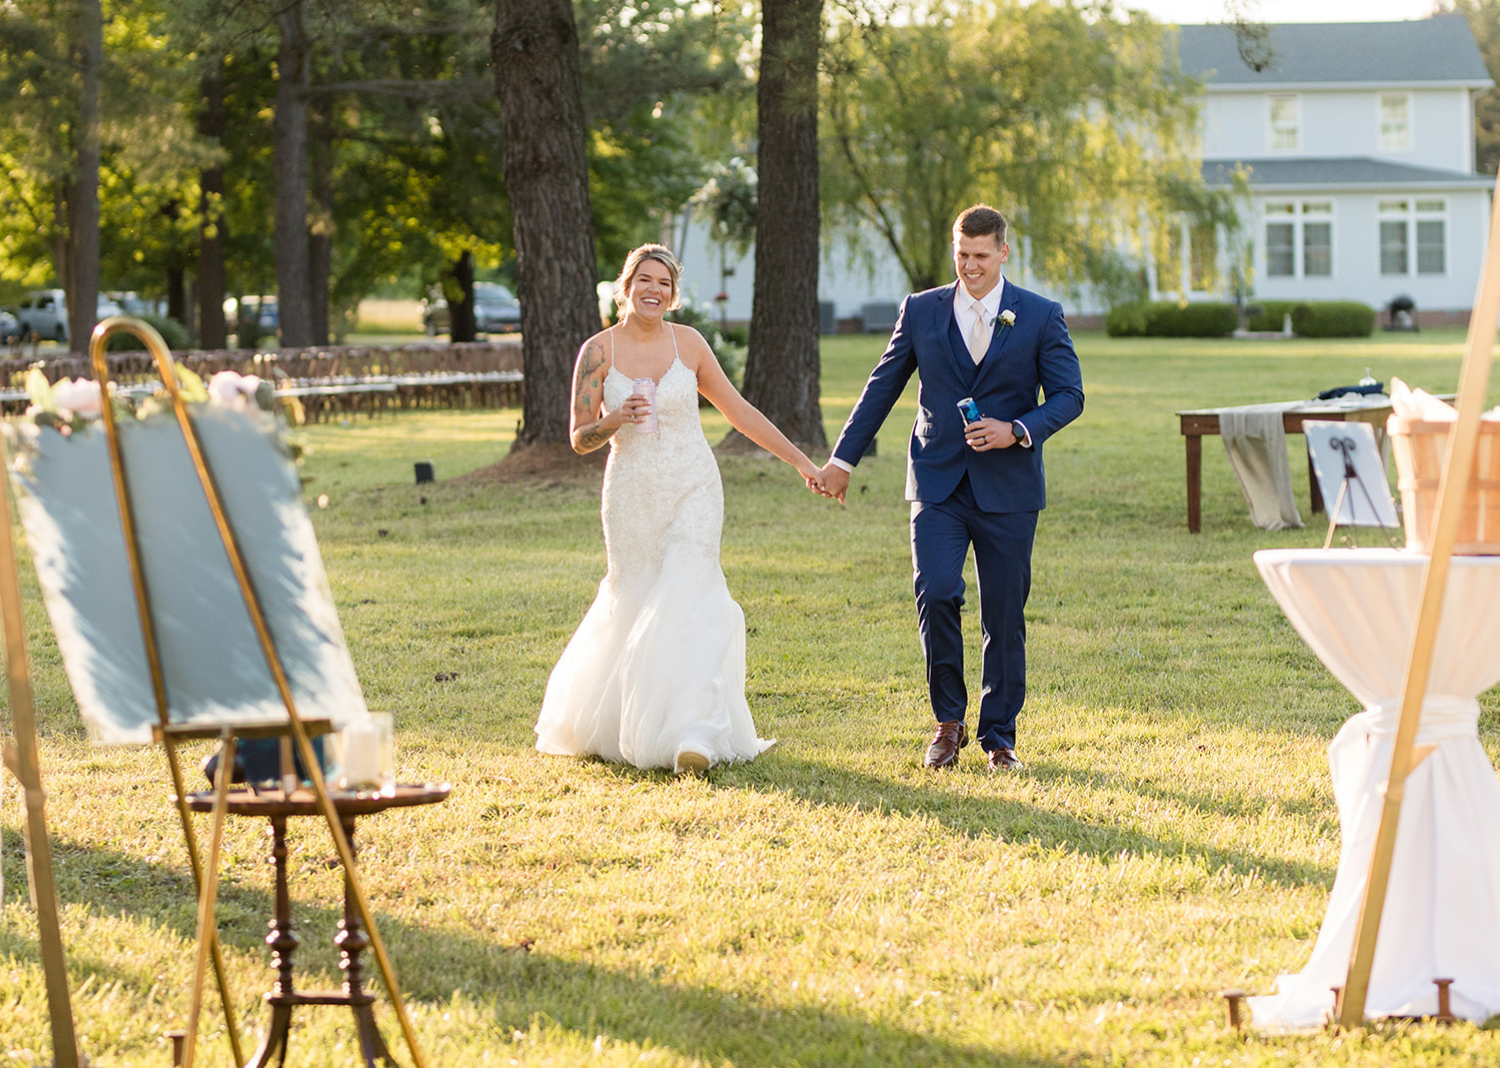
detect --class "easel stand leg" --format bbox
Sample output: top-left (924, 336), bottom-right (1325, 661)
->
top-left (184, 732), bottom-right (236, 1068)
top-left (0, 445), bottom-right (80, 1068)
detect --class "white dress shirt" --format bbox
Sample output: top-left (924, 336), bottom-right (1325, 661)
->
top-left (830, 277), bottom-right (1030, 474)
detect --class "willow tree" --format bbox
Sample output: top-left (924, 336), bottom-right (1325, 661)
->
top-left (823, 1), bottom-right (1208, 304)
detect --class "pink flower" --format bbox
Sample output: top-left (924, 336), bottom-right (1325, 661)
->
top-left (208, 371), bottom-right (263, 412)
top-left (51, 378), bottom-right (103, 418)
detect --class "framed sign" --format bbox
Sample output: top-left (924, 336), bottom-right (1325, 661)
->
top-left (1304, 419), bottom-right (1400, 530)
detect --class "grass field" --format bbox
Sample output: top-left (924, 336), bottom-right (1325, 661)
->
top-left (5, 328), bottom-right (1500, 1065)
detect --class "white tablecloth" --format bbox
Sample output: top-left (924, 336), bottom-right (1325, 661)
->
top-left (1250, 548), bottom-right (1500, 1030)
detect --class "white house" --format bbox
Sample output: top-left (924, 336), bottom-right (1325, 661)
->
top-left (675, 15), bottom-right (1495, 331)
top-left (1166, 16), bottom-right (1494, 323)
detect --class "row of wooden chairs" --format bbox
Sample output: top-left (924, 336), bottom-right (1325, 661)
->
top-left (0, 341), bottom-right (524, 419)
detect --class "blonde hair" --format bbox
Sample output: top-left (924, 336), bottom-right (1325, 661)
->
top-left (613, 244), bottom-right (683, 316)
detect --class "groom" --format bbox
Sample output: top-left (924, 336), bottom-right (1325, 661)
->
top-left (817, 205), bottom-right (1084, 771)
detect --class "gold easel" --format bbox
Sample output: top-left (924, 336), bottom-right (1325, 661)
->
top-left (0, 437), bottom-right (80, 1067)
top-left (2, 318), bottom-right (430, 1066)
top-left (1337, 166), bottom-right (1500, 1028)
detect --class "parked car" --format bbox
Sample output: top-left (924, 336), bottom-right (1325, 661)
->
top-left (423, 281), bottom-right (521, 337)
top-left (109, 291), bottom-right (166, 318)
top-left (0, 308), bottom-right (19, 343)
top-left (16, 289), bottom-right (124, 342)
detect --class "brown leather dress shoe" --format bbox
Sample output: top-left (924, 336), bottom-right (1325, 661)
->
top-left (986, 747), bottom-right (1023, 771)
top-left (924, 721), bottom-right (969, 768)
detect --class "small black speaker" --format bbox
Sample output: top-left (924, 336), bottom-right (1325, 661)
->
top-left (414, 461), bottom-right (435, 483)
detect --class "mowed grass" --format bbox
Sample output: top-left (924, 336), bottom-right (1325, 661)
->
top-left (6, 329), bottom-right (1500, 1065)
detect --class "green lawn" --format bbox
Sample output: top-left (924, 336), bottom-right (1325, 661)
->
top-left (6, 328), bottom-right (1500, 1065)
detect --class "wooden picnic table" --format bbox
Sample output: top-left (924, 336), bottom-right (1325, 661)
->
top-left (1177, 397), bottom-right (1396, 533)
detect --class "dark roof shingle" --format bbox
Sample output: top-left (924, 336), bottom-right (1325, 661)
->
top-left (1202, 156), bottom-right (1495, 188)
top-left (1176, 17), bottom-right (1491, 87)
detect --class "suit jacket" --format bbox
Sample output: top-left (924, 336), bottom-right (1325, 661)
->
top-left (831, 279), bottom-right (1084, 513)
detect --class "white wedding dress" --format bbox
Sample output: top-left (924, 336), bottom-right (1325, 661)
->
top-left (535, 327), bottom-right (775, 770)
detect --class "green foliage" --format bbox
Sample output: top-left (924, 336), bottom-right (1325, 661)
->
top-left (822, 1), bottom-right (1214, 298)
top-left (578, 0), bottom-right (754, 274)
top-left (1106, 301), bottom-right (1238, 338)
top-left (1291, 300), bottom-right (1377, 339)
top-left (1244, 301), bottom-right (1376, 338)
top-left (0, 0), bottom-right (205, 293)
top-left (104, 313), bottom-right (190, 350)
top-left (667, 301), bottom-right (745, 388)
top-left (689, 157), bottom-right (758, 258)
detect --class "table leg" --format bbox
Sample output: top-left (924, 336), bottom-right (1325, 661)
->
top-left (1308, 441), bottom-right (1325, 514)
top-left (336, 816), bottom-right (399, 1067)
top-left (245, 815), bottom-right (298, 1068)
top-left (1186, 434), bottom-right (1202, 533)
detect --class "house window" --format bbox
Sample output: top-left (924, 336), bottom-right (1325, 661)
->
top-left (1380, 221), bottom-right (1409, 275)
top-left (1302, 202), bottom-right (1332, 277)
top-left (1269, 95), bottom-right (1299, 152)
top-left (1380, 93), bottom-right (1412, 152)
top-left (1264, 201), bottom-right (1331, 279)
top-left (1379, 198), bottom-right (1446, 276)
top-left (1266, 224), bottom-right (1295, 277)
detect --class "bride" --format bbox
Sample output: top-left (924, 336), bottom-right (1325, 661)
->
top-left (534, 244), bottom-right (826, 774)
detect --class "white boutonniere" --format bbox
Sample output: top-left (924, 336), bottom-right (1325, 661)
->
top-left (995, 309), bottom-right (1016, 333)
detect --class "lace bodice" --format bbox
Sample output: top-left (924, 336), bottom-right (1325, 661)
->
top-left (600, 350), bottom-right (722, 588)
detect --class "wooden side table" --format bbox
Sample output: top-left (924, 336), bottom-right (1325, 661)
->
top-left (184, 783), bottom-right (450, 1068)
top-left (1176, 399), bottom-right (1395, 532)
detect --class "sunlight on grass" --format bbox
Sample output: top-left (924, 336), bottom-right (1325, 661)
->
top-left (6, 329), bottom-right (1500, 1064)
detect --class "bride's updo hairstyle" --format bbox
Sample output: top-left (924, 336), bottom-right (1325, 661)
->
top-left (614, 243), bottom-right (683, 317)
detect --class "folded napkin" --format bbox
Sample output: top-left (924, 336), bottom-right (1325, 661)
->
top-left (1316, 383), bottom-right (1385, 401)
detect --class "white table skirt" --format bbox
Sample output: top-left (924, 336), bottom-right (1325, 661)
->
top-left (1251, 548), bottom-right (1500, 1030)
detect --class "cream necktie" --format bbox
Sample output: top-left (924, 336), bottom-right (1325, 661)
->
top-left (968, 299), bottom-right (990, 363)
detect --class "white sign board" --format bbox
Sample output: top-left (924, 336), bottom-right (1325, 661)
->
top-left (1304, 419), bottom-right (1400, 530)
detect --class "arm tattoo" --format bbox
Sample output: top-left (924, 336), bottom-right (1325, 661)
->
top-left (575, 424), bottom-right (611, 451)
top-left (572, 341), bottom-right (615, 451)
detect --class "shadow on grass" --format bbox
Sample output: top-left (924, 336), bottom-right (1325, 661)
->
top-left (718, 754), bottom-right (1335, 890)
top-left (1, 827), bottom-right (1068, 1068)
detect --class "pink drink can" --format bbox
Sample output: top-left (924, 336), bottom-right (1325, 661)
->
top-left (632, 377), bottom-right (657, 434)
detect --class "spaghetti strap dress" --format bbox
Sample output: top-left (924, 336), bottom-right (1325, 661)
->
top-left (535, 325), bottom-right (775, 769)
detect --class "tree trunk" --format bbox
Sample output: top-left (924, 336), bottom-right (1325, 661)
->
top-left (197, 66), bottom-right (228, 350)
top-left (738, 0), bottom-right (826, 449)
top-left (493, 0), bottom-right (599, 449)
top-left (273, 0), bottom-right (313, 348)
top-left (308, 95), bottom-right (334, 345)
top-left (66, 0), bottom-right (103, 356)
top-left (166, 265), bottom-right (186, 324)
top-left (449, 251), bottom-right (477, 343)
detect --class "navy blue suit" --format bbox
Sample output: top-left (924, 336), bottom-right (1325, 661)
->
top-left (832, 280), bottom-right (1084, 751)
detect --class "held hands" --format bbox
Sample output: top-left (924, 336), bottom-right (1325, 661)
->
top-left (964, 417), bottom-right (1016, 452)
top-left (814, 461), bottom-right (849, 503)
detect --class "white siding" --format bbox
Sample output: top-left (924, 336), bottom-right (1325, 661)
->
top-left (1248, 188), bottom-right (1489, 311)
top-left (1204, 87), bottom-right (1474, 166)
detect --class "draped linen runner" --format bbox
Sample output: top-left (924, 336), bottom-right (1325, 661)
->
top-left (1221, 403), bottom-right (1306, 531)
top-left (1250, 549), bottom-right (1500, 1030)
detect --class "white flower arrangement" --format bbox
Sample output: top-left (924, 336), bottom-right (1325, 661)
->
top-left (997, 309), bottom-right (1016, 329)
top-left (19, 365), bottom-right (283, 439)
